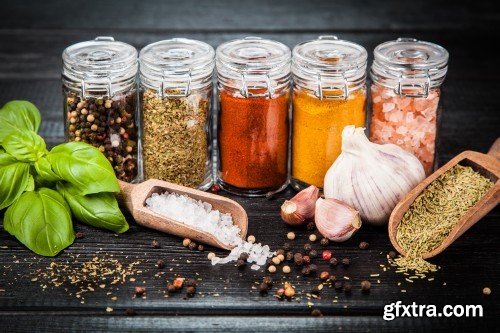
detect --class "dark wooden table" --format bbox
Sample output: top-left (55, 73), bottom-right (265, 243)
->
top-left (1, 1), bottom-right (499, 332)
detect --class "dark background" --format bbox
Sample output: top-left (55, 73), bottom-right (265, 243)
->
top-left (0, 1), bottom-right (499, 332)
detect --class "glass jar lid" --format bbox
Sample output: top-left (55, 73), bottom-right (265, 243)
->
top-left (216, 37), bottom-right (291, 98)
top-left (139, 38), bottom-right (215, 97)
top-left (292, 36), bottom-right (367, 99)
top-left (371, 38), bottom-right (449, 97)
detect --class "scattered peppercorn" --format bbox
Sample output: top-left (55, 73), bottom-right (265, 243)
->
top-left (483, 287), bottom-right (491, 295)
top-left (263, 276), bottom-right (273, 287)
top-left (285, 251), bottom-right (294, 262)
top-left (236, 259), bottom-right (246, 269)
top-left (75, 232), bottom-right (84, 239)
top-left (125, 308), bottom-right (136, 316)
top-left (301, 267), bottom-right (311, 276)
top-left (311, 285), bottom-right (322, 294)
top-left (306, 222), bottom-right (315, 230)
top-left (361, 280), bottom-right (371, 293)
top-left (247, 235), bottom-right (256, 244)
top-left (284, 283), bottom-right (295, 298)
top-left (309, 264), bottom-right (318, 273)
top-left (309, 249), bottom-right (318, 258)
top-left (320, 238), bottom-right (329, 246)
top-left (283, 242), bottom-right (291, 251)
top-left (182, 238), bottom-right (191, 247)
top-left (239, 252), bottom-right (249, 262)
top-left (309, 234), bottom-right (317, 242)
top-left (156, 259), bottom-right (165, 269)
top-left (322, 250), bottom-right (332, 261)
top-left (167, 283), bottom-right (176, 293)
top-left (276, 288), bottom-right (285, 297)
top-left (282, 265), bottom-right (291, 274)
top-left (341, 258), bottom-right (350, 267)
top-left (334, 281), bottom-right (343, 290)
top-left (272, 257), bottom-right (281, 265)
top-left (277, 254), bottom-right (285, 262)
top-left (302, 255), bottom-right (311, 264)
top-left (197, 244), bottom-right (204, 251)
top-left (344, 282), bottom-right (352, 293)
top-left (304, 243), bottom-right (312, 252)
top-left (294, 253), bottom-right (303, 266)
top-left (388, 251), bottom-right (397, 259)
top-left (287, 232), bottom-right (296, 240)
top-left (173, 278), bottom-right (184, 290)
top-left (186, 279), bottom-right (197, 287)
top-left (359, 241), bottom-right (369, 250)
top-left (268, 265), bottom-right (277, 273)
top-left (329, 257), bottom-right (338, 266)
top-left (188, 241), bottom-right (197, 251)
top-left (311, 309), bottom-right (322, 317)
top-left (186, 286), bottom-right (196, 297)
top-left (320, 271), bottom-right (330, 280)
top-left (151, 240), bottom-right (160, 248)
top-left (134, 286), bottom-right (146, 296)
top-left (259, 283), bottom-right (269, 294)
top-left (276, 249), bottom-right (285, 256)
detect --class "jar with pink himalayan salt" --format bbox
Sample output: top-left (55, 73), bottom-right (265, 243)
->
top-left (369, 38), bottom-right (448, 175)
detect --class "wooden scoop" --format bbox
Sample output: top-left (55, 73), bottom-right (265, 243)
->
top-left (117, 179), bottom-right (248, 250)
top-left (389, 138), bottom-right (500, 259)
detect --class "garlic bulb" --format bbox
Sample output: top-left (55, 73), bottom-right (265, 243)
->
top-left (315, 198), bottom-right (361, 242)
top-left (281, 185), bottom-right (319, 226)
top-left (324, 126), bottom-right (425, 225)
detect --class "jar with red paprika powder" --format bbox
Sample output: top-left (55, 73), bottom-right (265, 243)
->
top-left (216, 37), bottom-right (291, 197)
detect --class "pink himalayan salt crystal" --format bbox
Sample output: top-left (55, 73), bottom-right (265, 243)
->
top-left (369, 84), bottom-right (440, 175)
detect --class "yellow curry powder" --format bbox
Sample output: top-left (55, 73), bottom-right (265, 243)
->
top-left (292, 89), bottom-right (366, 187)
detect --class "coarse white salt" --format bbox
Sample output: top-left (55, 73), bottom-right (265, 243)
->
top-left (145, 191), bottom-right (273, 270)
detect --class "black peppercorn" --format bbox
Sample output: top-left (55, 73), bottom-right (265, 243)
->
top-left (341, 258), bottom-right (350, 267)
top-left (236, 259), bottom-right (246, 269)
top-left (311, 285), bottom-right (321, 294)
top-left (285, 251), bottom-right (294, 262)
top-left (75, 232), bottom-right (84, 239)
top-left (301, 267), bottom-right (311, 276)
top-left (125, 308), bottom-right (136, 316)
top-left (198, 245), bottom-right (204, 252)
top-left (344, 282), bottom-right (352, 293)
top-left (259, 283), bottom-right (269, 294)
top-left (311, 309), bottom-right (322, 317)
top-left (303, 243), bottom-right (312, 252)
top-left (320, 238), bottom-right (329, 246)
top-left (309, 264), bottom-right (318, 273)
top-left (388, 251), bottom-right (397, 259)
top-left (283, 242), bottom-right (291, 251)
top-left (334, 281), bottom-right (343, 290)
top-left (186, 286), bottom-right (196, 297)
top-left (359, 241), bottom-right (369, 250)
top-left (306, 222), bottom-right (315, 230)
top-left (361, 280), bottom-right (371, 293)
top-left (239, 252), bottom-right (249, 262)
top-left (262, 276), bottom-right (273, 287)
top-left (276, 249), bottom-right (285, 256)
top-left (156, 259), bottom-right (165, 269)
top-left (294, 253), bottom-right (303, 266)
top-left (188, 241), bottom-right (197, 250)
top-left (167, 283), bottom-right (176, 293)
top-left (151, 240), bottom-right (160, 249)
top-left (329, 258), bottom-right (338, 266)
top-left (309, 249), bottom-right (318, 258)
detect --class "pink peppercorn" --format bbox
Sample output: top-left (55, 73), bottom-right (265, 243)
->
top-left (322, 250), bottom-right (332, 261)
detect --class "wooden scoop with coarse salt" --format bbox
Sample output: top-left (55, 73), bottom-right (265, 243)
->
top-left (389, 138), bottom-right (500, 259)
top-left (116, 179), bottom-right (248, 250)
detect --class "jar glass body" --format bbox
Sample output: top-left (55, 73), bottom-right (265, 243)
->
top-left (63, 82), bottom-right (140, 183)
top-left (291, 86), bottom-right (367, 190)
top-left (217, 85), bottom-right (290, 196)
top-left (369, 83), bottom-right (441, 175)
top-left (140, 84), bottom-right (213, 190)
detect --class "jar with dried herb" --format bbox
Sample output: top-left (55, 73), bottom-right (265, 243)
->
top-left (291, 36), bottom-right (367, 190)
top-left (216, 37), bottom-right (291, 197)
top-left (139, 39), bottom-right (215, 189)
top-left (62, 36), bottom-right (139, 182)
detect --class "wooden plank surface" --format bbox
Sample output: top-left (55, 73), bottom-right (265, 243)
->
top-left (0, 0), bottom-right (499, 331)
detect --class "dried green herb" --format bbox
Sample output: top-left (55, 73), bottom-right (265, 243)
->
top-left (393, 164), bottom-right (494, 275)
top-left (142, 89), bottom-right (210, 188)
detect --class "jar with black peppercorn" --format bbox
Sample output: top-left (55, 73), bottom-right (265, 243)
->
top-left (62, 36), bottom-right (140, 182)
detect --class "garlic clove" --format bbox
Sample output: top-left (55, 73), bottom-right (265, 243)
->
top-left (280, 185), bottom-right (319, 226)
top-left (315, 198), bottom-right (361, 242)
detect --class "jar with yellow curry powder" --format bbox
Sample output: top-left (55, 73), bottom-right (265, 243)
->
top-left (291, 36), bottom-right (367, 190)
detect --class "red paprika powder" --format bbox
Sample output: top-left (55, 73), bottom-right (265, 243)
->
top-left (218, 89), bottom-right (289, 191)
top-left (216, 37), bottom-right (292, 196)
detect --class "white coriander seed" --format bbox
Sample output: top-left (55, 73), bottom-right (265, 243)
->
top-left (247, 235), bottom-right (256, 244)
top-left (287, 232), bottom-right (296, 240)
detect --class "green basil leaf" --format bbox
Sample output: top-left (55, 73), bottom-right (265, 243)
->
top-left (0, 101), bottom-right (41, 143)
top-left (0, 161), bottom-right (30, 210)
top-left (0, 149), bottom-right (17, 167)
top-left (3, 131), bottom-right (46, 162)
top-left (46, 142), bottom-right (119, 195)
top-left (3, 188), bottom-right (74, 257)
top-left (35, 156), bottom-right (62, 183)
top-left (25, 175), bottom-right (35, 192)
top-left (57, 182), bottom-right (129, 234)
